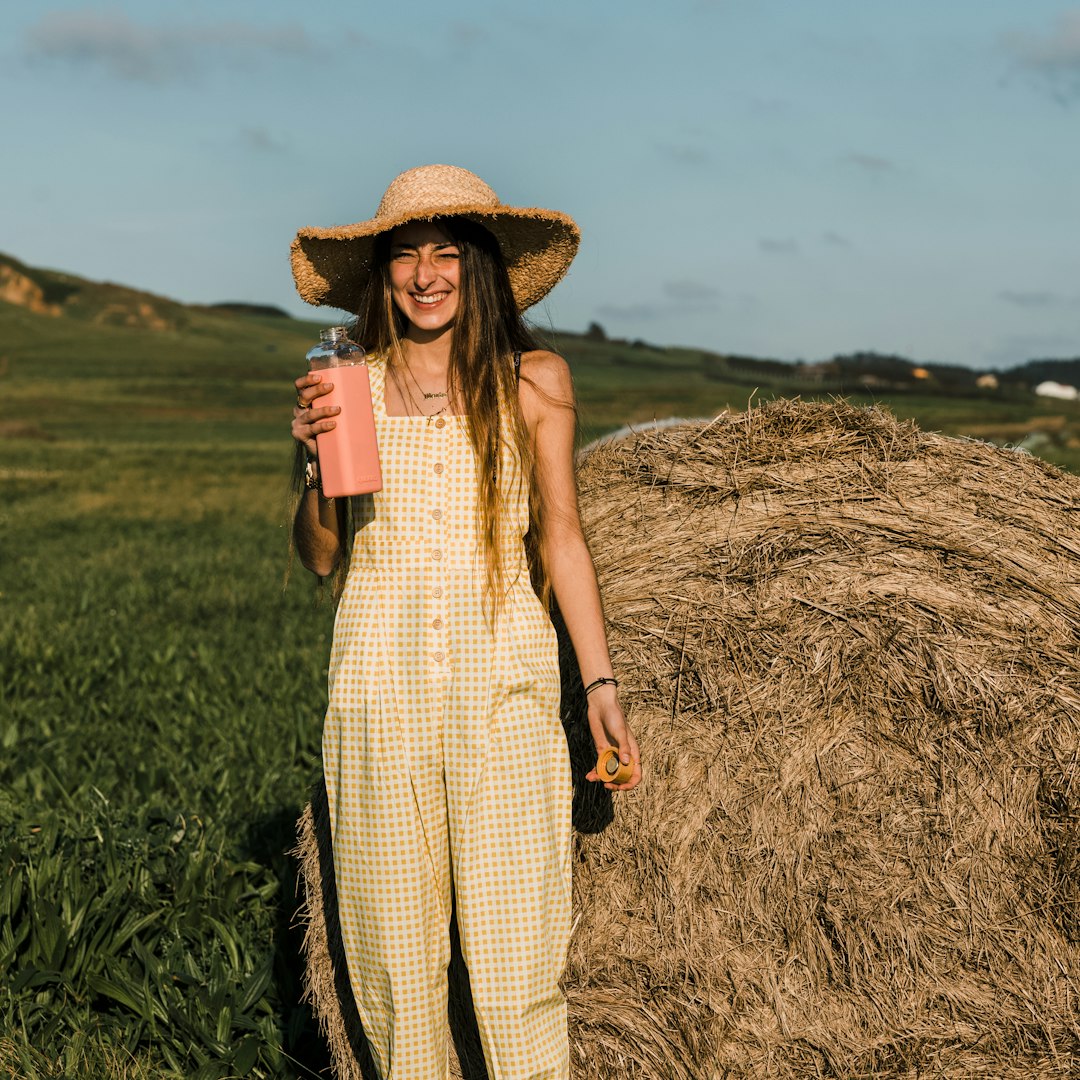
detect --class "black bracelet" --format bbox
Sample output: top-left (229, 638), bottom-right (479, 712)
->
top-left (584, 676), bottom-right (619, 696)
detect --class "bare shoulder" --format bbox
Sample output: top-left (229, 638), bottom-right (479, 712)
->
top-left (518, 349), bottom-right (573, 403)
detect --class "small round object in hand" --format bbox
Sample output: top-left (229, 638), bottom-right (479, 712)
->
top-left (596, 747), bottom-right (633, 785)
top-left (296, 394), bottom-right (307, 409)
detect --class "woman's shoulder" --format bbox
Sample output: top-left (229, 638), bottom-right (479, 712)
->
top-left (518, 349), bottom-right (571, 392)
top-left (516, 350), bottom-right (575, 426)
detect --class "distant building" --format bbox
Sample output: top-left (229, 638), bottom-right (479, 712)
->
top-left (1034, 380), bottom-right (1078, 400)
top-left (976, 373), bottom-right (999, 390)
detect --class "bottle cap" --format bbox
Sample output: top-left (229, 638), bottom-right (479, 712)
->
top-left (596, 747), bottom-right (633, 785)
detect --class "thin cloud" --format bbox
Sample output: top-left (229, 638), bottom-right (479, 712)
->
top-left (984, 331), bottom-right (1080, 368)
top-left (821, 230), bottom-right (851, 248)
top-left (598, 281), bottom-right (721, 326)
top-left (655, 142), bottom-right (711, 167)
top-left (747, 95), bottom-right (791, 117)
top-left (1002, 10), bottom-right (1080, 101)
top-left (841, 153), bottom-right (897, 175)
top-left (341, 29), bottom-right (376, 49)
top-left (662, 280), bottom-right (720, 304)
top-left (24, 9), bottom-right (315, 83)
top-left (239, 127), bottom-right (288, 155)
top-left (999, 289), bottom-right (1059, 308)
top-left (450, 21), bottom-right (487, 48)
top-left (759, 237), bottom-right (799, 256)
top-left (595, 302), bottom-right (664, 322)
top-left (998, 289), bottom-right (1080, 309)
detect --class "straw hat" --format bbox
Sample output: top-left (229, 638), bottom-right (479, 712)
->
top-left (290, 164), bottom-right (580, 312)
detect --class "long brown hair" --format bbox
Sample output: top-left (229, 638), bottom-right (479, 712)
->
top-left (312, 216), bottom-right (561, 612)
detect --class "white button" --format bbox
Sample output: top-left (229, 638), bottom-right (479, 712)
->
top-left (432, 618), bottom-right (443, 630)
top-left (432, 587), bottom-right (443, 598)
top-left (433, 462), bottom-right (444, 475)
top-left (432, 549), bottom-right (442, 561)
top-left (434, 651), bottom-right (444, 662)
top-left (432, 508), bottom-right (442, 520)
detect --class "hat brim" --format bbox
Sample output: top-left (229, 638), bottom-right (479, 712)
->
top-left (290, 204), bottom-right (580, 313)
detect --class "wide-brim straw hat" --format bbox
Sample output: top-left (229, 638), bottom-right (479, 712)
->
top-left (290, 164), bottom-right (581, 313)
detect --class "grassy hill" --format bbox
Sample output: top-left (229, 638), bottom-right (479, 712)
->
top-left (3, 250), bottom-right (1080, 464)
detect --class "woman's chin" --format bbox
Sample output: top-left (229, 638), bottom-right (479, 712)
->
top-left (406, 315), bottom-right (457, 339)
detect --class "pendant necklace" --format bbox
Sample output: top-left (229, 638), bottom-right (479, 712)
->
top-left (395, 356), bottom-right (450, 421)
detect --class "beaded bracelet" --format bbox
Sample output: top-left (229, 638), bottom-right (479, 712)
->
top-left (584, 676), bottom-right (619, 696)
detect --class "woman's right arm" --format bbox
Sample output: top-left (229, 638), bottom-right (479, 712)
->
top-left (292, 372), bottom-right (343, 577)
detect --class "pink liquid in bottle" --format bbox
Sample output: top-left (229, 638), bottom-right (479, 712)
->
top-left (307, 328), bottom-right (382, 497)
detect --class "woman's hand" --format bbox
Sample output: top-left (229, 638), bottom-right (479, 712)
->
top-left (292, 372), bottom-right (340, 456)
top-left (584, 685), bottom-right (641, 792)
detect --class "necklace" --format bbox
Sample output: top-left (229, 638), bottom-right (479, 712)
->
top-left (391, 356), bottom-right (449, 419)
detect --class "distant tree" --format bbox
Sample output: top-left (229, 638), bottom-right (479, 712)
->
top-left (1005, 357), bottom-right (1080, 388)
top-left (585, 321), bottom-right (607, 342)
top-left (830, 351), bottom-right (916, 382)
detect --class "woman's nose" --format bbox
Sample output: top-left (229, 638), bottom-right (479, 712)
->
top-left (413, 251), bottom-right (438, 289)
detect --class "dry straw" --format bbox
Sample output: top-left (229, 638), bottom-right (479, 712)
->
top-left (295, 399), bottom-right (1080, 1078)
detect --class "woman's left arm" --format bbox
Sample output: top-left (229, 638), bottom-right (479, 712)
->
top-left (520, 351), bottom-right (641, 791)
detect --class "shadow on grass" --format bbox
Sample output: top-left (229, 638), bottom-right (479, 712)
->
top-left (244, 805), bottom-right (335, 1079)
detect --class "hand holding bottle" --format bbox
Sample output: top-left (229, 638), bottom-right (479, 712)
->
top-left (292, 372), bottom-right (339, 457)
top-left (298, 327), bottom-right (383, 496)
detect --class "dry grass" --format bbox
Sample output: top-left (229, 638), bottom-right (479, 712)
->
top-left (566, 399), bottom-right (1080, 1078)
top-left (298, 399), bottom-right (1080, 1078)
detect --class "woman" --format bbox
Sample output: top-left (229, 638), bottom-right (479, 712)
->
top-left (289, 164), bottom-right (640, 1080)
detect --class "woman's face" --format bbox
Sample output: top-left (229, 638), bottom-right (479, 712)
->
top-left (388, 221), bottom-right (461, 337)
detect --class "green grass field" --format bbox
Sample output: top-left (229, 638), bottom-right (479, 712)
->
top-left (2, 296), bottom-right (1079, 1077)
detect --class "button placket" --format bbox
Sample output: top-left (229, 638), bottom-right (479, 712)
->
top-left (429, 422), bottom-right (448, 672)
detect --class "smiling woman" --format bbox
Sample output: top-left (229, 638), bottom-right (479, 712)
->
top-left (287, 164), bottom-right (641, 1080)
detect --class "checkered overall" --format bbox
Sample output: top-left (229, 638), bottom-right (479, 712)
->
top-left (322, 355), bottom-right (573, 1079)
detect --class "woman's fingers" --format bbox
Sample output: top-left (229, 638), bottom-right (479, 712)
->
top-left (290, 401), bottom-right (339, 458)
top-left (293, 373), bottom-right (334, 410)
top-left (303, 404), bottom-right (340, 424)
top-left (585, 703), bottom-right (642, 791)
top-left (290, 368), bottom-right (340, 456)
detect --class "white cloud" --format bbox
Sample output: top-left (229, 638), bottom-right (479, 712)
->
top-left (24, 8), bottom-right (315, 83)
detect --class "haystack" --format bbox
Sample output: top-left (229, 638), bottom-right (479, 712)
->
top-left (296, 399), bottom-right (1080, 1079)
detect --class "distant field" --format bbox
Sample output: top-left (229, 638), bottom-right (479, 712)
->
top-left (2, 299), bottom-right (1079, 1077)
top-left (546, 332), bottom-right (1080, 473)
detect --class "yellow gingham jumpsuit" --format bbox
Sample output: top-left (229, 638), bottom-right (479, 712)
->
top-left (322, 355), bottom-right (573, 1080)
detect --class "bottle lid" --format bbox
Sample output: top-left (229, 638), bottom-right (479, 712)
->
top-left (320, 326), bottom-right (351, 343)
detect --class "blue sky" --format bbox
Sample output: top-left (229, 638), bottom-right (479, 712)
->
top-left (2, 0), bottom-right (1078, 369)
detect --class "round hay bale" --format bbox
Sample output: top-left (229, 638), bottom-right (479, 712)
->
top-left (294, 398), bottom-right (1080, 1079)
top-left (564, 399), bottom-right (1080, 1079)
